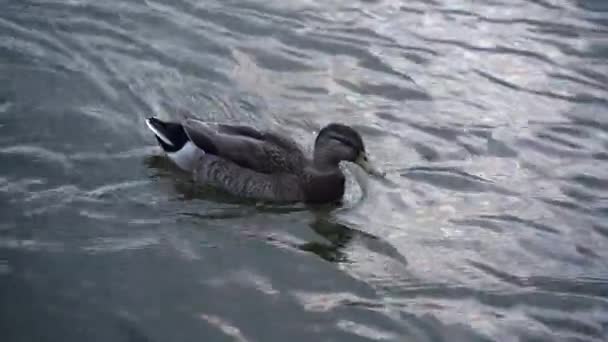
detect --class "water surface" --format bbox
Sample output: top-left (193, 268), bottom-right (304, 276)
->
top-left (1, 0), bottom-right (608, 341)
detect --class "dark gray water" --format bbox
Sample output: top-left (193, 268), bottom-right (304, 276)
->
top-left (1, 0), bottom-right (608, 341)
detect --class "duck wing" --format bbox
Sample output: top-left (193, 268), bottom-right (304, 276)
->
top-left (216, 124), bottom-right (304, 154)
top-left (183, 119), bottom-right (306, 174)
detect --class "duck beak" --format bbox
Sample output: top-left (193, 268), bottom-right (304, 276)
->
top-left (355, 152), bottom-right (385, 177)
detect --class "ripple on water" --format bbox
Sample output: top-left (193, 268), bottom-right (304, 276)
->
top-left (1, 0), bottom-right (608, 341)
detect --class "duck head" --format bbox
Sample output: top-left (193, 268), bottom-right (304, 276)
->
top-left (314, 123), bottom-right (383, 176)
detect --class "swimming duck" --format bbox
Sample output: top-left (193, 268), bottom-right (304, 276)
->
top-left (146, 117), bottom-right (382, 203)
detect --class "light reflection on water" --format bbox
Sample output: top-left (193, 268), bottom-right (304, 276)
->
top-left (1, 0), bottom-right (607, 341)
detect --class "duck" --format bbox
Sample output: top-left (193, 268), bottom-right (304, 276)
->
top-left (145, 117), bottom-right (382, 203)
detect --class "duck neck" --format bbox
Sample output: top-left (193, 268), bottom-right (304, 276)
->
top-left (303, 162), bottom-right (346, 203)
top-left (313, 150), bottom-right (341, 172)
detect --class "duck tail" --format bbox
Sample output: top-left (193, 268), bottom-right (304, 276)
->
top-left (145, 117), bottom-right (189, 152)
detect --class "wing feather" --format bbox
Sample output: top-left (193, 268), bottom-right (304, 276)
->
top-left (183, 119), bottom-right (306, 174)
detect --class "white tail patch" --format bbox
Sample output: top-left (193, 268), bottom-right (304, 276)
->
top-left (167, 141), bottom-right (203, 171)
top-left (146, 119), bottom-right (174, 146)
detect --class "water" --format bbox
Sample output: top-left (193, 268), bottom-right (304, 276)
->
top-left (1, 0), bottom-right (607, 340)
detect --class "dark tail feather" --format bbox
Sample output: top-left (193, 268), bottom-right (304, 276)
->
top-left (145, 117), bottom-right (189, 152)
